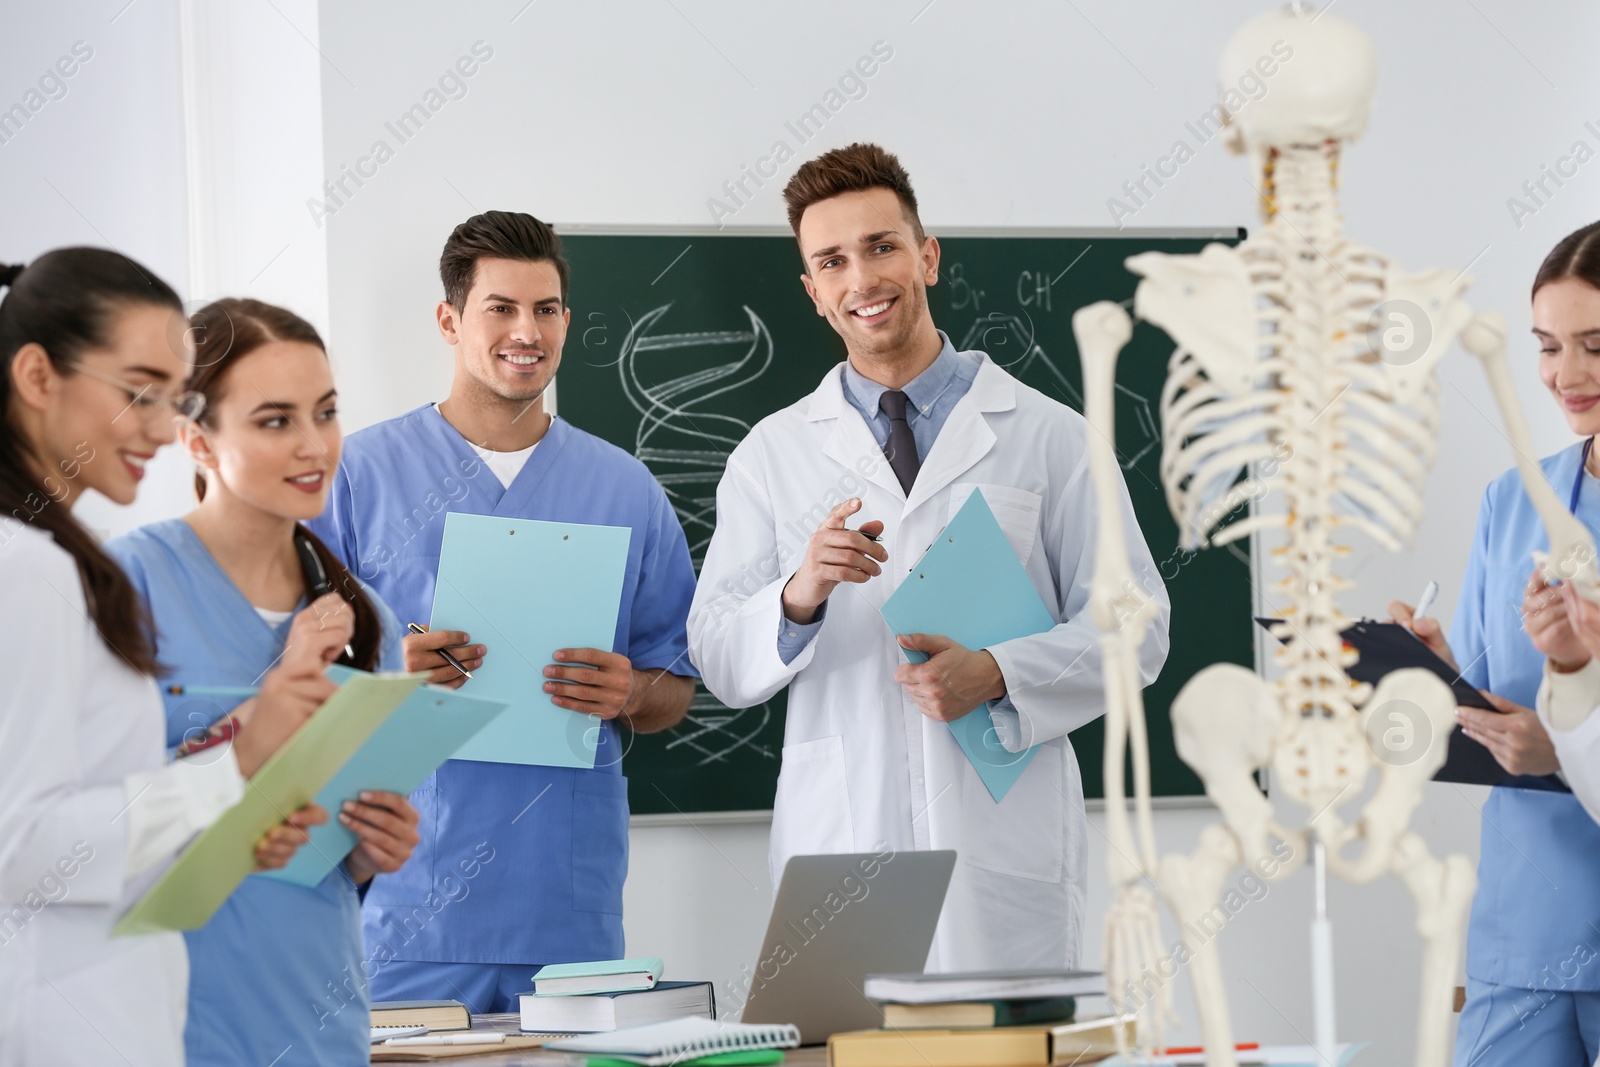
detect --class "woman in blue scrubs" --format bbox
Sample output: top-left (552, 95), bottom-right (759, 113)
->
top-left (107, 298), bottom-right (422, 1067)
top-left (1394, 221), bottom-right (1600, 1066)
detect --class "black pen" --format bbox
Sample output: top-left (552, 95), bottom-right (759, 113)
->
top-left (407, 622), bottom-right (473, 679)
top-left (295, 532), bottom-right (356, 662)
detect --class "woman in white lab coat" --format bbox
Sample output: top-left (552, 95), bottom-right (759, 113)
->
top-left (0, 248), bottom-right (349, 1066)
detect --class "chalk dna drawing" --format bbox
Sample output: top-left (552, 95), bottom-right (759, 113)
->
top-left (616, 304), bottom-right (779, 766)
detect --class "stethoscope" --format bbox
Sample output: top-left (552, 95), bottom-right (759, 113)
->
top-left (1574, 437), bottom-right (1594, 514)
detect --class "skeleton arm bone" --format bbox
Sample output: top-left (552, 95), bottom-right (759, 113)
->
top-left (1077, 301), bottom-right (1175, 1053)
top-left (1076, 301), bottom-right (1161, 873)
top-left (1461, 311), bottom-right (1600, 595)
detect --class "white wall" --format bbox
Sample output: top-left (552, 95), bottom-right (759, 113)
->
top-left (0, 0), bottom-right (328, 539)
top-left (309, 2), bottom-right (1600, 1062)
top-left (0, 0), bottom-right (191, 538)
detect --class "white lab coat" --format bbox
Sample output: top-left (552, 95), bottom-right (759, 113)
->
top-left (689, 354), bottom-right (1170, 971)
top-left (1537, 659), bottom-right (1600, 827)
top-left (0, 524), bottom-right (242, 1066)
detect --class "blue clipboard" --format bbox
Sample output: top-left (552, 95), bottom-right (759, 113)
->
top-left (430, 513), bottom-right (632, 767)
top-left (879, 491), bottom-right (1057, 801)
top-left (258, 667), bottom-right (508, 887)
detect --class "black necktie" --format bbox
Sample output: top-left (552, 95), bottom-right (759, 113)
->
top-left (879, 389), bottom-right (920, 495)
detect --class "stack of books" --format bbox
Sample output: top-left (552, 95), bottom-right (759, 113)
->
top-left (829, 969), bottom-right (1128, 1066)
top-left (517, 957), bottom-right (716, 1034)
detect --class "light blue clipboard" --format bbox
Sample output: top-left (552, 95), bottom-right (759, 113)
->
top-left (879, 491), bottom-right (1056, 801)
top-left (258, 666), bottom-right (508, 887)
top-left (430, 513), bottom-right (632, 767)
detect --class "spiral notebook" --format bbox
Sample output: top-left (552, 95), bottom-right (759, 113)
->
top-left (546, 1018), bottom-right (801, 1065)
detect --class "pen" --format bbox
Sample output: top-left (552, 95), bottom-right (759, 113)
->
top-left (407, 622), bottom-right (473, 679)
top-left (295, 531), bottom-right (356, 662)
top-left (383, 1033), bottom-right (505, 1047)
top-left (166, 684), bottom-right (259, 698)
top-left (1414, 579), bottom-right (1440, 620)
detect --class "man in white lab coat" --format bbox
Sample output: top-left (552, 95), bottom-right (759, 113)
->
top-left (688, 143), bottom-right (1170, 970)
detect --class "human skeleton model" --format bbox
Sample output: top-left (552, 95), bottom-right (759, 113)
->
top-left (1073, 9), bottom-right (1493, 1067)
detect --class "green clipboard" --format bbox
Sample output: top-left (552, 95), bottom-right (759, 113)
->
top-left (113, 671), bottom-right (425, 936)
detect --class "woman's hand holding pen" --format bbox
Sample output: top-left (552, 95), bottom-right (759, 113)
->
top-left (231, 594), bottom-right (355, 777)
top-left (287, 593), bottom-right (356, 667)
top-left (1387, 598), bottom-right (1458, 671)
top-left (1522, 567), bottom-right (1592, 673)
top-left (341, 791), bottom-right (421, 884)
top-left (403, 626), bottom-right (486, 690)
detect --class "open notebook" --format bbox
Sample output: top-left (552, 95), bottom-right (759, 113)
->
top-left (546, 1018), bottom-right (800, 1065)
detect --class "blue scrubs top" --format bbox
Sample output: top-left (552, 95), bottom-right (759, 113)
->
top-left (107, 519), bottom-right (405, 1067)
top-left (1451, 442), bottom-right (1600, 991)
top-left (308, 407), bottom-right (699, 966)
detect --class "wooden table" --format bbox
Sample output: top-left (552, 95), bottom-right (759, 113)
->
top-left (372, 1015), bottom-right (827, 1066)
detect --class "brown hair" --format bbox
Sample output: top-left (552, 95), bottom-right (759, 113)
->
top-left (1534, 221), bottom-right (1600, 298)
top-left (781, 142), bottom-right (925, 253)
top-left (439, 210), bottom-right (569, 311)
top-left (0, 247), bottom-right (177, 675)
top-left (185, 298), bottom-right (382, 671)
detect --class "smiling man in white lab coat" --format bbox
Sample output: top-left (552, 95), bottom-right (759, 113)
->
top-left (688, 143), bottom-right (1170, 971)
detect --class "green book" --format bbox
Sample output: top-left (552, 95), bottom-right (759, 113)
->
top-left (113, 671), bottom-right (425, 936)
top-left (532, 957), bottom-right (666, 995)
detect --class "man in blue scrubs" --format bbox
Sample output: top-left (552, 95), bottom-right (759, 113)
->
top-left (311, 210), bottom-right (698, 1012)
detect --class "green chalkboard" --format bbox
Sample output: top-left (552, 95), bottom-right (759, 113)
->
top-left (555, 228), bottom-right (1252, 815)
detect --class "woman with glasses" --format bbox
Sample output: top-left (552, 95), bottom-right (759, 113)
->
top-left (0, 248), bottom-right (340, 1066)
top-left (106, 297), bottom-right (420, 1067)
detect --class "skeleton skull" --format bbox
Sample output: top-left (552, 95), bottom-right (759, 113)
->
top-left (1220, 7), bottom-right (1378, 152)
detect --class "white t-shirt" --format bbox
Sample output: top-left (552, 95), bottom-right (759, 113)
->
top-left (433, 403), bottom-right (537, 488)
top-left (470, 441), bottom-right (536, 489)
top-left (255, 605), bottom-right (294, 627)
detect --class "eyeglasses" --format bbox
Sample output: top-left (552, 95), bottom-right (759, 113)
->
top-left (70, 363), bottom-right (205, 422)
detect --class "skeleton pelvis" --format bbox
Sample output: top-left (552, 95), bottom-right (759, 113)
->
top-left (1174, 662), bottom-right (1455, 838)
top-left (1170, 664), bottom-right (1280, 863)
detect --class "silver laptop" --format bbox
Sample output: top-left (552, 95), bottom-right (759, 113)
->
top-left (738, 850), bottom-right (956, 1044)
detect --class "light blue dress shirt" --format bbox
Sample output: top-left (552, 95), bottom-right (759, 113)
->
top-left (777, 333), bottom-right (980, 659)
